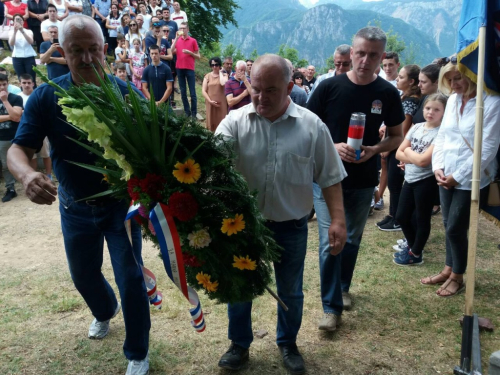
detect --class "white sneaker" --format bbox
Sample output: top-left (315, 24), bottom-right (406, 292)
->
top-left (88, 303), bottom-right (121, 339)
top-left (397, 238), bottom-right (407, 246)
top-left (126, 352), bottom-right (149, 375)
top-left (393, 244), bottom-right (406, 252)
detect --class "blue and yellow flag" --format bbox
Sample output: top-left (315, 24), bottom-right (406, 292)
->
top-left (457, 0), bottom-right (500, 94)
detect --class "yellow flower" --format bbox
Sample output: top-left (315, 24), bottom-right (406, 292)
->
top-left (173, 159), bottom-right (201, 184)
top-left (196, 272), bottom-right (218, 292)
top-left (232, 255), bottom-right (257, 271)
top-left (221, 214), bottom-right (245, 236)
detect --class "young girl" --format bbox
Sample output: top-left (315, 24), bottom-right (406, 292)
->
top-left (129, 38), bottom-right (147, 89)
top-left (393, 93), bottom-right (448, 266)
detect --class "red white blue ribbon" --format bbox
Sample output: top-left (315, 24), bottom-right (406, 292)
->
top-left (150, 202), bottom-right (206, 332)
top-left (125, 203), bottom-right (163, 309)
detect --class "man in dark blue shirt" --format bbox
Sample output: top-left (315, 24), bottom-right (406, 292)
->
top-left (141, 44), bottom-right (173, 105)
top-left (7, 15), bottom-right (150, 375)
top-left (39, 26), bottom-right (70, 80)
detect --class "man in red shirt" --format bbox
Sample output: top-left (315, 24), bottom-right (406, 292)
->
top-left (171, 21), bottom-right (200, 117)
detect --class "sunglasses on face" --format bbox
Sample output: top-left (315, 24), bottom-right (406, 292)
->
top-left (130, 23), bottom-right (137, 26)
top-left (334, 61), bottom-right (351, 67)
top-left (162, 29), bottom-right (169, 32)
top-left (210, 64), bottom-right (220, 67)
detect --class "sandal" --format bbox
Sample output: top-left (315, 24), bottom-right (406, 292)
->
top-left (431, 206), bottom-right (441, 216)
top-left (420, 272), bottom-right (449, 286)
top-left (436, 278), bottom-right (465, 298)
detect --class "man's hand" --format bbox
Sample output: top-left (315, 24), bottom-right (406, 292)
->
top-left (50, 42), bottom-right (60, 52)
top-left (328, 220), bottom-right (346, 255)
top-left (0, 90), bottom-right (8, 102)
top-left (182, 48), bottom-right (192, 55)
top-left (22, 171), bottom-right (57, 205)
top-left (335, 142), bottom-right (357, 163)
top-left (353, 145), bottom-right (376, 164)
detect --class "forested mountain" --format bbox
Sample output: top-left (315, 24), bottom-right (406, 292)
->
top-left (302, 0), bottom-right (461, 56)
top-left (220, 0), bottom-right (442, 67)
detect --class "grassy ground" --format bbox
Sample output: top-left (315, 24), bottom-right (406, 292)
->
top-left (1, 206), bottom-right (499, 375)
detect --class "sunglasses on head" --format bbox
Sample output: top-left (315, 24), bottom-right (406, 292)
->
top-left (211, 64), bottom-right (221, 67)
top-left (152, 22), bottom-right (161, 27)
top-left (334, 61), bottom-right (351, 67)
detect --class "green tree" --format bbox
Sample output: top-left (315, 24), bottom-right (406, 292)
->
top-left (402, 41), bottom-right (419, 66)
top-left (249, 49), bottom-right (259, 61)
top-left (221, 43), bottom-right (245, 62)
top-left (325, 56), bottom-right (335, 70)
top-left (181, 0), bottom-right (239, 48)
top-left (385, 26), bottom-right (406, 55)
top-left (200, 41), bottom-right (222, 59)
top-left (277, 44), bottom-right (308, 67)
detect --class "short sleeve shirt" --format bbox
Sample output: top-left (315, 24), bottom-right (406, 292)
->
top-left (215, 100), bottom-right (347, 221)
top-left (41, 19), bottom-right (62, 33)
top-left (307, 74), bottom-right (405, 189)
top-left (12, 73), bottom-right (144, 199)
top-left (0, 93), bottom-right (23, 141)
top-left (404, 122), bottom-right (440, 183)
top-left (224, 76), bottom-right (251, 112)
top-left (40, 41), bottom-right (70, 79)
top-left (174, 36), bottom-right (198, 70)
top-left (141, 62), bottom-right (173, 102)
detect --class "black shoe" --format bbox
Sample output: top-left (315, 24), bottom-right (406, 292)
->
top-left (2, 189), bottom-right (17, 202)
top-left (278, 344), bottom-right (306, 375)
top-left (376, 215), bottom-right (392, 227)
top-left (174, 87), bottom-right (180, 94)
top-left (218, 342), bottom-right (249, 370)
top-left (378, 218), bottom-right (402, 232)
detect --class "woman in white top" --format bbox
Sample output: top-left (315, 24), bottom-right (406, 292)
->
top-left (106, 4), bottom-right (122, 55)
top-left (420, 60), bottom-right (500, 297)
top-left (49, 0), bottom-right (68, 20)
top-left (66, 0), bottom-right (83, 15)
top-left (8, 14), bottom-right (37, 84)
top-left (125, 20), bottom-right (143, 50)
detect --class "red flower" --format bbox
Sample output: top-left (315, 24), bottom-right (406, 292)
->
top-left (139, 173), bottom-right (166, 202)
top-left (183, 252), bottom-right (202, 267)
top-left (168, 191), bottom-right (199, 222)
top-left (127, 177), bottom-right (141, 201)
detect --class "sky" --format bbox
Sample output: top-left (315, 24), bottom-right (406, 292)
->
top-left (299, 0), bottom-right (383, 3)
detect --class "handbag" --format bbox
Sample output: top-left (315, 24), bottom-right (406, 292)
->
top-left (456, 105), bottom-right (500, 206)
top-left (0, 19), bottom-right (13, 41)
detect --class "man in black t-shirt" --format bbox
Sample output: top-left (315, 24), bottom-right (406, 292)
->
top-left (0, 73), bottom-right (23, 202)
top-left (307, 26), bottom-right (404, 330)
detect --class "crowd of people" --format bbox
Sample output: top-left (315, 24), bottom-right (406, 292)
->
top-left (1, 8), bottom-right (500, 375)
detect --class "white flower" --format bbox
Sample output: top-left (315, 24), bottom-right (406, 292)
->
top-left (187, 228), bottom-right (212, 249)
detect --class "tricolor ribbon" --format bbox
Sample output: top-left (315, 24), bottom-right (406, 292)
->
top-left (125, 203), bottom-right (163, 309)
top-left (150, 202), bottom-right (206, 332)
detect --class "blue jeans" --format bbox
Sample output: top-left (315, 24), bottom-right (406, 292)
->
top-left (313, 183), bottom-right (372, 314)
top-left (58, 188), bottom-right (150, 360)
top-left (227, 216), bottom-right (308, 348)
top-left (176, 68), bottom-right (197, 117)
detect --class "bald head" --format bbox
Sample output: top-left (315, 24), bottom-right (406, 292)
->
top-left (60, 15), bottom-right (104, 47)
top-left (252, 54), bottom-right (290, 85)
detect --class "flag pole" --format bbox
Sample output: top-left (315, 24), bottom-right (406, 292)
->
top-left (456, 25), bottom-right (486, 375)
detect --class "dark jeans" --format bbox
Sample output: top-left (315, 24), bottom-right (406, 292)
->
top-left (107, 36), bottom-right (117, 58)
top-left (12, 56), bottom-right (36, 84)
top-left (395, 175), bottom-right (438, 255)
top-left (440, 186), bottom-right (488, 274)
top-left (31, 25), bottom-right (43, 53)
top-left (176, 68), bottom-right (197, 117)
top-left (227, 216), bottom-right (308, 348)
top-left (58, 188), bottom-right (150, 360)
top-left (387, 150), bottom-right (404, 218)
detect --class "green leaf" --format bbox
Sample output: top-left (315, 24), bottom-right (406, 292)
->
top-left (65, 160), bottom-right (122, 177)
top-left (65, 136), bottom-right (106, 158)
top-left (75, 189), bottom-right (115, 202)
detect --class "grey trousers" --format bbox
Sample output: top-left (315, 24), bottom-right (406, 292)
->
top-left (0, 140), bottom-right (16, 190)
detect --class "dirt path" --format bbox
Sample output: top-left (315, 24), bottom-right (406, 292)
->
top-left (1, 182), bottom-right (67, 271)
